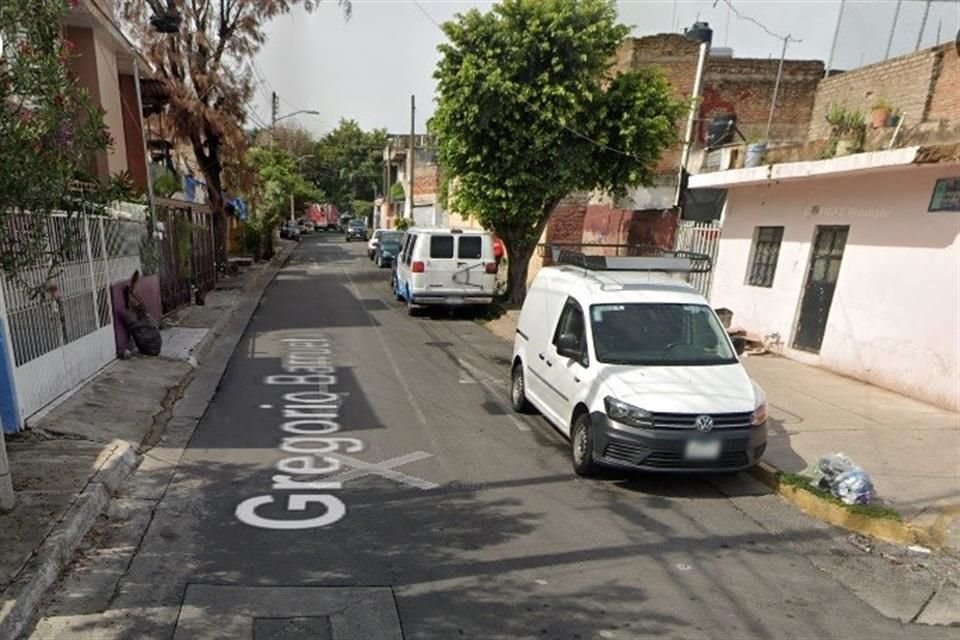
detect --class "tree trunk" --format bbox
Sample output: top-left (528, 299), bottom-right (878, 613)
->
top-left (501, 233), bottom-right (538, 305)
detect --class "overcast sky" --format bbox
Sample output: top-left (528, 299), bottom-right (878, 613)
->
top-left (249, 0), bottom-right (960, 135)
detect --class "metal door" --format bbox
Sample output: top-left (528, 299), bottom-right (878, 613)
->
top-left (793, 225), bottom-right (849, 353)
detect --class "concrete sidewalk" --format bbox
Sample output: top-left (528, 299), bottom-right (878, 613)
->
top-left (0, 242), bottom-right (294, 638)
top-left (484, 310), bottom-right (960, 552)
top-left (744, 354), bottom-right (960, 552)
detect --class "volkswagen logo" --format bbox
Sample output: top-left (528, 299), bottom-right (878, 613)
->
top-left (694, 415), bottom-right (714, 433)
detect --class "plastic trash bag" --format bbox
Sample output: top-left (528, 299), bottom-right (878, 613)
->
top-left (811, 453), bottom-right (874, 504)
top-left (833, 469), bottom-right (875, 505)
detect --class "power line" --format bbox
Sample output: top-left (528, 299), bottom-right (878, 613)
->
top-left (715, 0), bottom-right (802, 43)
top-left (412, 0), bottom-right (442, 28)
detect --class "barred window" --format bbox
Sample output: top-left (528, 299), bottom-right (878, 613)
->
top-left (748, 226), bottom-right (784, 287)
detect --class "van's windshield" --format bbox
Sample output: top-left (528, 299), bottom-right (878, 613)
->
top-left (589, 303), bottom-right (737, 366)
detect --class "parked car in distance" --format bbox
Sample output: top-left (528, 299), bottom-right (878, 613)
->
top-left (280, 220), bottom-right (301, 241)
top-left (344, 219), bottom-right (368, 242)
top-left (510, 253), bottom-right (767, 477)
top-left (368, 229), bottom-right (387, 259)
top-left (373, 231), bottom-right (404, 268)
top-left (393, 228), bottom-right (497, 315)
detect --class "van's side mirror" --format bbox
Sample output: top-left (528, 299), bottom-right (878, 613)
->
top-left (557, 333), bottom-right (582, 360)
top-left (731, 335), bottom-right (746, 356)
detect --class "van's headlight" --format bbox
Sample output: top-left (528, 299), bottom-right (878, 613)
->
top-left (604, 397), bottom-right (653, 428)
top-left (751, 382), bottom-right (768, 427)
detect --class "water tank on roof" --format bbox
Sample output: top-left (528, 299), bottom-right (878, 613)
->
top-left (684, 21), bottom-right (713, 45)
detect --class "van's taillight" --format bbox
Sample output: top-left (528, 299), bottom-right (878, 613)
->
top-left (412, 261), bottom-right (425, 273)
top-left (484, 262), bottom-right (498, 274)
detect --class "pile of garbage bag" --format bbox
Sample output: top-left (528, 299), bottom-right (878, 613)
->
top-left (806, 453), bottom-right (875, 505)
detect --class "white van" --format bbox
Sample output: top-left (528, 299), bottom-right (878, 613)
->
top-left (393, 228), bottom-right (498, 315)
top-left (510, 252), bottom-right (767, 475)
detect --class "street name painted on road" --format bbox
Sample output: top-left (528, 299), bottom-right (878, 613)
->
top-left (235, 334), bottom-right (436, 530)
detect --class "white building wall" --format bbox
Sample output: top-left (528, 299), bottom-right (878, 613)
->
top-left (710, 163), bottom-right (960, 411)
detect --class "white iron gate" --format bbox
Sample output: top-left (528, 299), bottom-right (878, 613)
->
top-left (0, 214), bottom-right (142, 426)
top-left (674, 220), bottom-right (722, 299)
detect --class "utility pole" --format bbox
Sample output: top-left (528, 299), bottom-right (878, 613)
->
top-left (825, 0), bottom-right (846, 77)
top-left (408, 95), bottom-right (415, 221)
top-left (765, 36), bottom-right (790, 142)
top-left (290, 194), bottom-right (295, 222)
top-left (885, 0), bottom-right (903, 61)
top-left (271, 91), bottom-right (279, 128)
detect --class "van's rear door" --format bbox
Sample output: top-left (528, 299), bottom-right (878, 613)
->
top-left (422, 233), bottom-right (491, 298)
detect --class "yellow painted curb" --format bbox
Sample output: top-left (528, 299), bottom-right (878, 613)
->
top-left (749, 463), bottom-right (938, 549)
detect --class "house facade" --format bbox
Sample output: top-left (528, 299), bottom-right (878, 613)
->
top-left (689, 41), bottom-right (960, 411)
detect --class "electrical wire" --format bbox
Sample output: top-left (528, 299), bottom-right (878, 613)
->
top-left (715, 0), bottom-right (802, 43)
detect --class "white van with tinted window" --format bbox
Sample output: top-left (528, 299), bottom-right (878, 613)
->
top-left (393, 228), bottom-right (498, 315)
top-left (510, 252), bottom-right (767, 476)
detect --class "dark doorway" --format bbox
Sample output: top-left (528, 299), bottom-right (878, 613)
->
top-left (793, 225), bottom-right (849, 353)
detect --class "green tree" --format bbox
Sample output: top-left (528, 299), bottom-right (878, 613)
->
top-left (0, 0), bottom-right (111, 288)
top-left (307, 119), bottom-right (388, 212)
top-left (247, 146), bottom-right (323, 254)
top-left (433, 0), bottom-right (684, 303)
top-left (119, 0), bottom-right (350, 267)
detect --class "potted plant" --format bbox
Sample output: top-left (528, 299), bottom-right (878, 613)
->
top-left (825, 105), bottom-right (865, 157)
top-left (836, 110), bottom-right (866, 156)
top-left (870, 98), bottom-right (892, 129)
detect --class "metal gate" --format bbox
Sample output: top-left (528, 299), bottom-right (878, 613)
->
top-left (674, 220), bottom-right (722, 298)
top-left (0, 214), bottom-right (143, 428)
top-left (156, 200), bottom-right (215, 314)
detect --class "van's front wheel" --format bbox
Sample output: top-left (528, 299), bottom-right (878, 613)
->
top-left (510, 364), bottom-right (532, 413)
top-left (571, 414), bottom-right (599, 477)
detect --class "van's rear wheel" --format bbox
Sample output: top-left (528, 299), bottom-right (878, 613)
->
top-left (406, 295), bottom-right (420, 317)
top-left (510, 364), bottom-right (532, 413)
top-left (571, 413), bottom-right (599, 477)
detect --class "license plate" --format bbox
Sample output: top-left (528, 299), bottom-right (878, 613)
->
top-left (684, 439), bottom-right (721, 460)
top-left (447, 297), bottom-right (464, 304)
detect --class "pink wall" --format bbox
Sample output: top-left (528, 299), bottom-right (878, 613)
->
top-left (710, 163), bottom-right (960, 410)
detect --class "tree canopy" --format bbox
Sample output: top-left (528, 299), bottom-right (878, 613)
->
top-left (306, 119), bottom-right (388, 213)
top-left (0, 0), bottom-right (111, 286)
top-left (432, 0), bottom-right (684, 302)
top-left (119, 0), bottom-right (350, 266)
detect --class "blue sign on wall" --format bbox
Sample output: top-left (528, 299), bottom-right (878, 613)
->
top-left (0, 319), bottom-right (21, 433)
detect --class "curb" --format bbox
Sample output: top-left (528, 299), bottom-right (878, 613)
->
top-left (0, 442), bottom-right (139, 640)
top-left (748, 461), bottom-right (952, 551)
top-left (0, 242), bottom-right (295, 639)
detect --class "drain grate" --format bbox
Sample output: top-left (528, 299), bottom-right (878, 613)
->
top-left (174, 585), bottom-right (402, 640)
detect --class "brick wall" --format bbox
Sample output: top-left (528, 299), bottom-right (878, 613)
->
top-left (545, 193), bottom-right (589, 244)
top-left (808, 45), bottom-right (947, 140)
top-left (703, 57), bottom-right (824, 143)
top-left (615, 35), bottom-right (823, 171)
top-left (928, 44), bottom-right (960, 123)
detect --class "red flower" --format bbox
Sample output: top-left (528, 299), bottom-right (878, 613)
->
top-left (67, 0), bottom-right (80, 8)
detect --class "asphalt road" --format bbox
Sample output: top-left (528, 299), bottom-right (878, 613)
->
top-left (29, 235), bottom-right (955, 640)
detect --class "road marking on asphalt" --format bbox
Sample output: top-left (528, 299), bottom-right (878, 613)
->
top-left (327, 451), bottom-right (439, 490)
top-left (341, 268), bottom-right (430, 429)
top-left (457, 357), bottom-right (531, 432)
top-left (260, 404), bottom-right (273, 409)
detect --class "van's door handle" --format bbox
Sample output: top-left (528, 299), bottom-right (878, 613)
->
top-left (538, 353), bottom-right (545, 361)
top-left (574, 376), bottom-right (581, 383)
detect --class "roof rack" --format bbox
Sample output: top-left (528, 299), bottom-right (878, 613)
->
top-left (551, 245), bottom-right (712, 273)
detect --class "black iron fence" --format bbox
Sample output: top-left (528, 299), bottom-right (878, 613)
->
top-left (155, 198), bottom-right (215, 314)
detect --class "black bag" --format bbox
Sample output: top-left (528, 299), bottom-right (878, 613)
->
top-left (124, 307), bottom-right (162, 356)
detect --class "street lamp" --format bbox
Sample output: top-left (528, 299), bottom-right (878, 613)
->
top-left (273, 110), bottom-right (321, 125)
